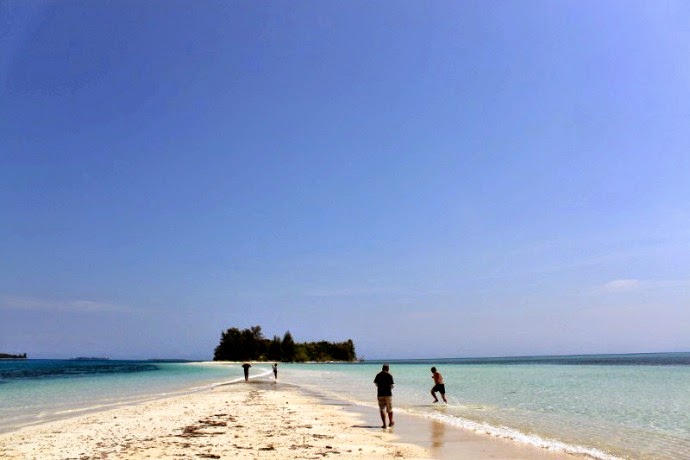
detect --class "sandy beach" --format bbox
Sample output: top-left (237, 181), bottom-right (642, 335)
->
top-left (0, 377), bottom-right (576, 459)
top-left (0, 379), bottom-right (429, 459)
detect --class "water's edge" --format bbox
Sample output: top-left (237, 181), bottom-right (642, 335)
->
top-left (288, 378), bottom-right (619, 460)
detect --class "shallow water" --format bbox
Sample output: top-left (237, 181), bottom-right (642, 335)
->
top-left (280, 354), bottom-right (690, 460)
top-left (2, 355), bottom-right (689, 459)
top-left (0, 359), bottom-right (265, 433)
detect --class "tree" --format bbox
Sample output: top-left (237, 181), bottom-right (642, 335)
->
top-left (294, 344), bottom-right (309, 362)
top-left (241, 325), bottom-right (265, 360)
top-left (214, 325), bottom-right (265, 361)
top-left (214, 327), bottom-right (243, 361)
top-left (281, 331), bottom-right (296, 362)
top-left (267, 335), bottom-right (282, 361)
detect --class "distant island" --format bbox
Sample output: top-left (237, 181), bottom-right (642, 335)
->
top-left (213, 325), bottom-right (357, 362)
top-left (69, 357), bottom-right (110, 361)
top-left (0, 353), bottom-right (27, 359)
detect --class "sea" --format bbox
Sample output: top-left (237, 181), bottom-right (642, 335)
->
top-left (1, 353), bottom-right (689, 459)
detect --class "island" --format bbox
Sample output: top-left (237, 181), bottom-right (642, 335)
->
top-left (69, 357), bottom-right (110, 361)
top-left (0, 353), bottom-right (27, 359)
top-left (214, 325), bottom-right (356, 362)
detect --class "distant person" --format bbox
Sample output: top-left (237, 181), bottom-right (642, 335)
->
top-left (242, 363), bottom-right (251, 382)
top-left (272, 363), bottom-right (278, 380)
top-left (374, 364), bottom-right (394, 428)
top-left (430, 367), bottom-right (447, 403)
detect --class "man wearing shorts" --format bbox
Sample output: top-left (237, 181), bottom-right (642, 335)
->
top-left (430, 367), bottom-right (447, 403)
top-left (374, 364), bottom-right (394, 428)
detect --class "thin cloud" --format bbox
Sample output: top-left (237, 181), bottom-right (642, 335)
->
top-left (304, 287), bottom-right (392, 297)
top-left (602, 279), bottom-right (641, 292)
top-left (304, 287), bottom-right (452, 298)
top-left (599, 278), bottom-right (690, 294)
top-left (403, 310), bottom-right (440, 320)
top-left (0, 295), bottom-right (130, 313)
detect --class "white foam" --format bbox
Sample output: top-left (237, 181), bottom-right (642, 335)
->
top-left (418, 410), bottom-right (623, 460)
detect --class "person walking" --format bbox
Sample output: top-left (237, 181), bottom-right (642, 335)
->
top-left (374, 364), bottom-right (395, 428)
top-left (430, 366), bottom-right (447, 403)
top-left (242, 363), bottom-right (251, 382)
top-left (272, 363), bottom-right (278, 380)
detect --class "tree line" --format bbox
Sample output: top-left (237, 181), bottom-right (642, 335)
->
top-left (0, 353), bottom-right (27, 359)
top-left (213, 325), bottom-right (357, 362)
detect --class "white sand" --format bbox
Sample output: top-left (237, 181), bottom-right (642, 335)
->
top-left (0, 379), bottom-right (430, 459)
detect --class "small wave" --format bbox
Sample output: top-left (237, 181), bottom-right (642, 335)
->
top-left (53, 402), bottom-right (125, 415)
top-left (253, 369), bottom-right (273, 379)
top-left (419, 411), bottom-right (623, 460)
top-left (212, 377), bottom-right (247, 387)
top-left (211, 368), bottom-right (273, 387)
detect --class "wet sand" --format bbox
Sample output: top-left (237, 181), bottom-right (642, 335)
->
top-left (313, 392), bottom-right (577, 460)
top-left (379, 411), bottom-right (575, 459)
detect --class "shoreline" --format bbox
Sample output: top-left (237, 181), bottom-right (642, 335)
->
top-left (0, 374), bottom-right (581, 459)
top-left (345, 404), bottom-right (578, 459)
top-left (297, 384), bottom-right (578, 460)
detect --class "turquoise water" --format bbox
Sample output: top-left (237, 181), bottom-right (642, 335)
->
top-left (279, 355), bottom-right (690, 460)
top-left (2, 355), bottom-right (689, 459)
top-left (0, 360), bottom-right (271, 433)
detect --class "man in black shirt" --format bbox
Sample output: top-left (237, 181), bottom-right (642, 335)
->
top-left (373, 364), bottom-right (394, 428)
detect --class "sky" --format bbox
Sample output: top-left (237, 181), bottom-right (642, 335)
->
top-left (1, 1), bottom-right (689, 360)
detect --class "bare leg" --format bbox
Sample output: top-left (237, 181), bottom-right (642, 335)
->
top-left (442, 393), bottom-right (447, 403)
top-left (388, 412), bottom-right (394, 427)
top-left (431, 389), bottom-right (439, 403)
top-left (379, 410), bottom-right (387, 428)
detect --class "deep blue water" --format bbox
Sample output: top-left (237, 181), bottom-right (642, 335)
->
top-left (0, 359), bottom-right (161, 382)
top-left (374, 351), bottom-right (690, 366)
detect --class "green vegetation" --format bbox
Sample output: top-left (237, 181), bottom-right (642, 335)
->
top-left (0, 353), bottom-right (27, 359)
top-left (213, 326), bottom-right (356, 362)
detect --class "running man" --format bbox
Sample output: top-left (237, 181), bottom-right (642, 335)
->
top-left (430, 367), bottom-right (447, 403)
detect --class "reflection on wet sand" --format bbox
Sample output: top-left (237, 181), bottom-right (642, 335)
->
top-left (431, 420), bottom-right (446, 450)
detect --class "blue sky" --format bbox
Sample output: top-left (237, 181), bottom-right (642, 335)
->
top-left (2, 1), bottom-right (689, 360)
